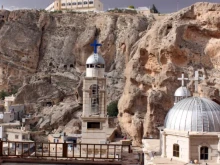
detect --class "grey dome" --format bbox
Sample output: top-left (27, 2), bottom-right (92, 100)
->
top-left (175, 87), bottom-right (191, 97)
top-left (86, 53), bottom-right (105, 65)
top-left (165, 97), bottom-right (220, 132)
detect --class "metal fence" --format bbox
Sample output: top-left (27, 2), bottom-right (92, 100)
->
top-left (0, 140), bottom-right (131, 161)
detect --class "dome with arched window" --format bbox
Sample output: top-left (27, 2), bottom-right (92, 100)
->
top-left (165, 97), bottom-right (220, 132)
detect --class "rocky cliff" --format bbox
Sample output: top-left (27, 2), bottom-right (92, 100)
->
top-left (0, 2), bottom-right (219, 144)
top-left (0, 9), bottom-right (151, 135)
top-left (118, 2), bottom-right (220, 145)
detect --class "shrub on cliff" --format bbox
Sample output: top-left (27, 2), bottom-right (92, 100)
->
top-left (128, 6), bottom-right (135, 9)
top-left (107, 100), bottom-right (119, 117)
top-left (0, 91), bottom-right (8, 100)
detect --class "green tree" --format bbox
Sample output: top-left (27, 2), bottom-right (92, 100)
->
top-left (128, 5), bottom-right (135, 9)
top-left (107, 100), bottom-right (119, 117)
top-left (150, 4), bottom-right (160, 14)
top-left (0, 90), bottom-right (8, 100)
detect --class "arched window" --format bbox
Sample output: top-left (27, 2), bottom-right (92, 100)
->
top-left (90, 84), bottom-right (99, 114)
top-left (173, 144), bottom-right (179, 157)
top-left (200, 146), bottom-right (208, 160)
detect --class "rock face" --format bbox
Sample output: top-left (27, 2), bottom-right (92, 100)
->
top-left (118, 2), bottom-right (220, 145)
top-left (0, 9), bottom-right (151, 133)
top-left (0, 3), bottom-right (219, 144)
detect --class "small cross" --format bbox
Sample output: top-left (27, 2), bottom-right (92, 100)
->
top-left (178, 73), bottom-right (189, 87)
top-left (90, 39), bottom-right (102, 54)
top-left (190, 71), bottom-right (205, 93)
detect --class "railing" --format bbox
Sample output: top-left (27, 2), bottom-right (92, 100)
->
top-left (0, 140), bottom-right (131, 161)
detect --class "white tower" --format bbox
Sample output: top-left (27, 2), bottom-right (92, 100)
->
top-left (174, 73), bottom-right (191, 104)
top-left (81, 40), bottom-right (108, 144)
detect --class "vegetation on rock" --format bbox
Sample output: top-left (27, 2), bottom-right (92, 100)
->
top-left (128, 6), bottom-right (135, 9)
top-left (107, 100), bottom-right (119, 117)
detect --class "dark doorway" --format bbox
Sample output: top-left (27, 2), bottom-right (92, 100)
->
top-left (87, 122), bottom-right (101, 129)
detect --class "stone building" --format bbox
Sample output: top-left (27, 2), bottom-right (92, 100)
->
top-left (81, 40), bottom-right (112, 144)
top-left (45, 0), bottom-right (103, 12)
top-left (160, 71), bottom-right (220, 164)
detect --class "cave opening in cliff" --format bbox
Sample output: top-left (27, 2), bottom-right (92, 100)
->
top-left (64, 65), bottom-right (67, 69)
top-left (70, 64), bottom-right (74, 68)
top-left (46, 102), bottom-right (53, 107)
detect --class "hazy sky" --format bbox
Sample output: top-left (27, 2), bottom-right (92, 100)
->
top-left (1, 0), bottom-right (219, 13)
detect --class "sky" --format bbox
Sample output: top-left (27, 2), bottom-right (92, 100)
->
top-left (1, 0), bottom-right (220, 13)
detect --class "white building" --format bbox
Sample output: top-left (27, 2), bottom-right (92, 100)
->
top-left (80, 40), bottom-right (117, 145)
top-left (143, 71), bottom-right (220, 164)
top-left (81, 40), bottom-right (108, 144)
top-left (45, 0), bottom-right (104, 12)
top-left (136, 7), bottom-right (150, 15)
top-left (4, 95), bottom-right (15, 112)
top-left (3, 95), bottom-right (25, 122)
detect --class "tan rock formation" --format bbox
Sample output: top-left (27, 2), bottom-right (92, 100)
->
top-left (0, 10), bottom-right (151, 132)
top-left (118, 2), bottom-right (220, 145)
top-left (0, 3), bottom-right (219, 144)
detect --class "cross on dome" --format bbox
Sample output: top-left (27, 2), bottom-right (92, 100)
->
top-left (178, 73), bottom-right (189, 87)
top-left (90, 39), bottom-right (102, 54)
top-left (190, 71), bottom-right (205, 93)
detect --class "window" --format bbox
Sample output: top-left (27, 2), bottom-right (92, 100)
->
top-left (90, 84), bottom-right (100, 114)
top-left (15, 135), bottom-right (19, 139)
top-left (200, 146), bottom-right (208, 160)
top-left (68, 3), bottom-right (71, 6)
top-left (89, 1), bottom-right (93, 4)
top-left (23, 144), bottom-right (29, 148)
top-left (61, 3), bottom-right (66, 6)
top-left (78, 2), bottom-right (82, 5)
top-left (84, 1), bottom-right (88, 4)
top-left (72, 2), bottom-right (77, 5)
top-left (54, 139), bottom-right (59, 143)
top-left (173, 144), bottom-right (179, 157)
top-left (87, 122), bottom-right (101, 129)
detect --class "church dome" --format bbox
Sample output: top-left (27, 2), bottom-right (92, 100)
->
top-left (164, 97), bottom-right (220, 132)
top-left (86, 53), bottom-right (105, 65)
top-left (174, 86), bottom-right (191, 97)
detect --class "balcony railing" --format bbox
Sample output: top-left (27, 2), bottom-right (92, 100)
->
top-left (0, 140), bottom-right (131, 162)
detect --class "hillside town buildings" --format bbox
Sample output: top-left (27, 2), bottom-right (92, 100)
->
top-left (46, 0), bottom-right (103, 12)
top-left (0, 94), bottom-right (32, 148)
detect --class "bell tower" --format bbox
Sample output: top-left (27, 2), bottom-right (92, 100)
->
top-left (81, 39), bottom-right (108, 144)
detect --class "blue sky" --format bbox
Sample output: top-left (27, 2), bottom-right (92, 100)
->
top-left (1, 0), bottom-right (219, 13)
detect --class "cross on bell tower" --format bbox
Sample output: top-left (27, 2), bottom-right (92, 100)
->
top-left (178, 72), bottom-right (189, 87)
top-left (190, 71), bottom-right (205, 93)
top-left (91, 39), bottom-right (102, 54)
